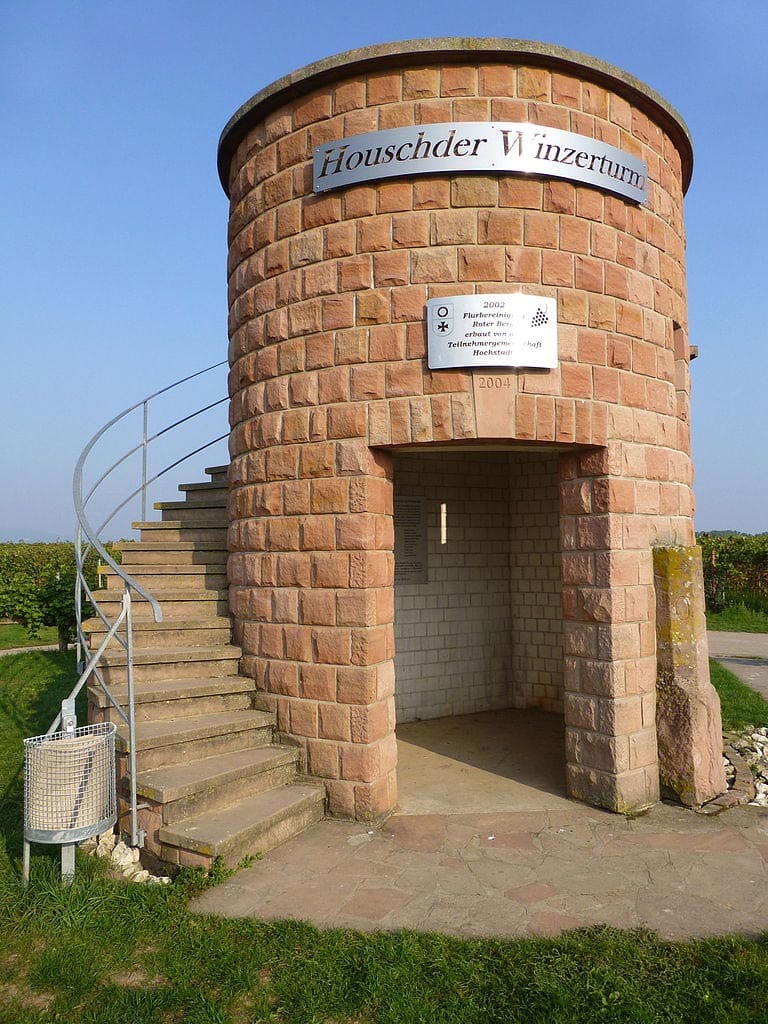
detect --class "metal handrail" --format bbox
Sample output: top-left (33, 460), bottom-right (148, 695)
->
top-left (66, 359), bottom-right (228, 848)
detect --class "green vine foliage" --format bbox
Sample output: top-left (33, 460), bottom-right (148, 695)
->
top-left (0, 542), bottom-right (120, 651)
top-left (698, 533), bottom-right (768, 613)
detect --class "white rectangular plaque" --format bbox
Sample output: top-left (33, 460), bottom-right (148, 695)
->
top-left (314, 122), bottom-right (648, 204)
top-left (427, 294), bottom-right (558, 369)
top-left (394, 496), bottom-right (428, 585)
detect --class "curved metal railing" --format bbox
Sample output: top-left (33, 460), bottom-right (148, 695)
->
top-left (62, 360), bottom-right (228, 847)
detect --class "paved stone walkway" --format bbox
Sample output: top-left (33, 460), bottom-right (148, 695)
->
top-left (192, 797), bottom-right (768, 940)
top-left (708, 630), bottom-right (768, 702)
top-left (190, 635), bottom-right (768, 939)
top-left (708, 630), bottom-right (768, 660)
top-left (0, 644), bottom-right (60, 657)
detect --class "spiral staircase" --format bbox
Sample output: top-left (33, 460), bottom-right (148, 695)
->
top-left (74, 365), bottom-right (325, 871)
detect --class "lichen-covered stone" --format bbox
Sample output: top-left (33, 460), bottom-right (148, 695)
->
top-left (654, 546), bottom-right (726, 805)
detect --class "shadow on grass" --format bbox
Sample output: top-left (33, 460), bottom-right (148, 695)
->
top-left (0, 651), bottom-right (80, 870)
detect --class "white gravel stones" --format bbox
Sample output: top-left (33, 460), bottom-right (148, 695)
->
top-left (112, 841), bottom-right (140, 870)
top-left (80, 830), bottom-right (171, 884)
top-left (93, 830), bottom-right (116, 856)
top-left (725, 726), bottom-right (768, 807)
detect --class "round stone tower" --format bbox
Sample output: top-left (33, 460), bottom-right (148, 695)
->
top-left (217, 39), bottom-right (724, 821)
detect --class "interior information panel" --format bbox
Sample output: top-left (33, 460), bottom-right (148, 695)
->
top-left (394, 496), bottom-right (428, 586)
top-left (427, 294), bottom-right (558, 369)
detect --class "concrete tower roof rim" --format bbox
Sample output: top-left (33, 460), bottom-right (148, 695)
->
top-left (217, 37), bottom-right (693, 196)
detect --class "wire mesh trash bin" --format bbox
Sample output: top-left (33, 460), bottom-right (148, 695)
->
top-left (23, 721), bottom-right (117, 881)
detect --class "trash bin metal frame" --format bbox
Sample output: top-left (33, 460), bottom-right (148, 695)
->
top-left (23, 721), bottom-right (117, 846)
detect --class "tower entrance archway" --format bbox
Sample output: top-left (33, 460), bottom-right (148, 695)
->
top-left (391, 446), bottom-right (568, 810)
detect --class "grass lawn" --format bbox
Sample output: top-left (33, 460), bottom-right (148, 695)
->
top-left (706, 605), bottom-right (768, 633)
top-left (0, 622), bottom-right (60, 650)
top-left (709, 658), bottom-right (768, 732)
top-left (2, 652), bottom-right (768, 1022)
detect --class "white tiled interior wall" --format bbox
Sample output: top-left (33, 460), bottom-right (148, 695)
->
top-left (393, 450), bottom-right (563, 723)
top-left (508, 452), bottom-right (564, 713)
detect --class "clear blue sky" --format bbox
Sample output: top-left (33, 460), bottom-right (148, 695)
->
top-left (1, 0), bottom-right (766, 540)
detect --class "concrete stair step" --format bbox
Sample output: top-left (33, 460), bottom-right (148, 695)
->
top-left (156, 512), bottom-right (228, 528)
top-left (179, 480), bottom-right (226, 492)
top-left (138, 745), bottom-right (301, 823)
top-left (152, 514), bottom-right (228, 530)
top-left (132, 521), bottom-right (228, 544)
top-left (99, 644), bottom-right (241, 684)
top-left (205, 465), bottom-right (228, 483)
top-left (115, 544), bottom-right (227, 567)
top-left (89, 674), bottom-right (254, 721)
top-left (177, 483), bottom-right (228, 506)
top-left (157, 784), bottom-right (326, 867)
top-left (155, 496), bottom-right (227, 510)
top-left (115, 537), bottom-right (227, 553)
top-left (90, 588), bottom-right (229, 620)
top-left (91, 673), bottom-right (254, 707)
top-left (101, 564), bottom-right (227, 591)
top-left (84, 616), bottom-right (232, 649)
top-left (131, 691), bottom-right (253, 722)
top-left (154, 501), bottom-right (227, 528)
top-left (116, 709), bottom-right (275, 768)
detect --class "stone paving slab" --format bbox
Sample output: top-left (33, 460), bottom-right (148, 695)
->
top-left (191, 801), bottom-right (768, 941)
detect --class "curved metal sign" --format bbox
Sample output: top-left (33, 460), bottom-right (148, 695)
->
top-left (314, 122), bottom-right (647, 204)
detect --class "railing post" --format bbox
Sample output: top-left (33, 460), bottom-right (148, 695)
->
top-left (123, 589), bottom-right (145, 849)
top-left (141, 399), bottom-right (149, 523)
top-left (75, 525), bottom-right (84, 675)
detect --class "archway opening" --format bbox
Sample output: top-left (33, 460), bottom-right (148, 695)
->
top-left (391, 447), bottom-right (569, 812)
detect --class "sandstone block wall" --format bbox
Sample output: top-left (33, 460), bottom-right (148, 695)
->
top-left (219, 40), bottom-right (706, 818)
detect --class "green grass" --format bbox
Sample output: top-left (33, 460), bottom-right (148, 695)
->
top-left (2, 651), bottom-right (768, 1022)
top-left (707, 605), bottom-right (768, 634)
top-left (709, 658), bottom-right (768, 732)
top-left (0, 651), bottom-right (81, 880)
top-left (0, 623), bottom-right (59, 650)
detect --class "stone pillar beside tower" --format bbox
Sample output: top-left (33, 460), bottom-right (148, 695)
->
top-left (218, 39), bottom-right (725, 820)
top-left (653, 546), bottom-right (725, 805)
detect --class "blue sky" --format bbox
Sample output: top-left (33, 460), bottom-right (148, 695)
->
top-left (1, 0), bottom-right (766, 539)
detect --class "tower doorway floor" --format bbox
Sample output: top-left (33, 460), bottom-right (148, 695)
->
top-left (396, 709), bottom-right (570, 815)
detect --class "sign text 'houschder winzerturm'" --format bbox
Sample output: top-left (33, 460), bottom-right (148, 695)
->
top-left (314, 122), bottom-right (648, 203)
